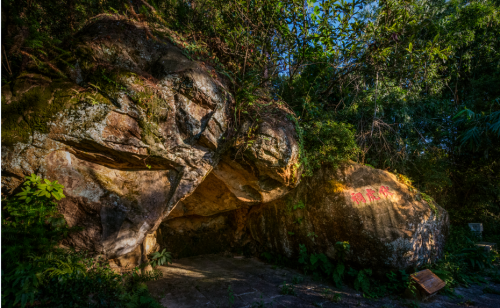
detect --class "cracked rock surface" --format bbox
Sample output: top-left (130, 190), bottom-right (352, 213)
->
top-left (1, 15), bottom-right (235, 262)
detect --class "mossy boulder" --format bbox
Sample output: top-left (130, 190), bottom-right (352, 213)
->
top-left (2, 74), bottom-right (83, 146)
top-left (1, 15), bottom-right (236, 269)
top-left (245, 163), bottom-right (449, 270)
top-left (2, 14), bottom-right (304, 271)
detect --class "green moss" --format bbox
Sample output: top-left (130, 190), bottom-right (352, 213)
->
top-left (126, 79), bottom-right (170, 125)
top-left (121, 75), bottom-right (170, 148)
top-left (1, 79), bottom-right (81, 146)
top-left (420, 192), bottom-right (439, 218)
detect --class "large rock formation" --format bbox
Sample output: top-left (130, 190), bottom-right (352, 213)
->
top-left (160, 163), bottom-right (449, 270)
top-left (245, 164), bottom-right (449, 269)
top-left (1, 14), bottom-right (447, 272)
top-left (1, 15), bottom-right (300, 269)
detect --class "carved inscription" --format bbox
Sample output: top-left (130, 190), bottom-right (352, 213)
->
top-left (351, 186), bottom-right (393, 204)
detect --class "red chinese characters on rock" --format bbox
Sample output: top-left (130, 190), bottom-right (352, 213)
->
top-left (366, 189), bottom-right (380, 202)
top-left (379, 185), bottom-right (394, 197)
top-left (351, 192), bottom-right (366, 205)
top-left (350, 186), bottom-right (393, 204)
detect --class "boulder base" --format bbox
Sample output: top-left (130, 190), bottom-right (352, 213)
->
top-left (246, 163), bottom-right (449, 269)
top-left (161, 163), bottom-right (449, 270)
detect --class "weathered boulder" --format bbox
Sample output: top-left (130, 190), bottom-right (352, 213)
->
top-left (1, 15), bottom-right (302, 270)
top-left (212, 110), bottom-right (302, 205)
top-left (157, 162), bottom-right (449, 269)
top-left (1, 15), bottom-right (235, 264)
top-left (245, 163), bottom-right (449, 270)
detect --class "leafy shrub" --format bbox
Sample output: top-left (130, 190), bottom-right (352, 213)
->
top-left (348, 268), bottom-right (372, 295)
top-left (298, 242), bottom-right (350, 287)
top-left (3, 173), bottom-right (65, 230)
top-left (1, 174), bottom-right (164, 308)
top-left (279, 281), bottom-right (296, 296)
top-left (149, 249), bottom-right (173, 268)
top-left (119, 283), bottom-right (163, 308)
top-left (301, 120), bottom-right (359, 176)
top-left (425, 226), bottom-right (499, 289)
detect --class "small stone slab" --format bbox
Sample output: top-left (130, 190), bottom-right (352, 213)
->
top-left (476, 242), bottom-right (497, 252)
top-left (468, 223), bottom-right (484, 232)
top-left (469, 223), bottom-right (484, 239)
top-left (411, 269), bottom-right (446, 296)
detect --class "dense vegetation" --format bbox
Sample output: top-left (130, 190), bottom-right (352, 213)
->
top-left (264, 226), bottom-right (500, 299)
top-left (2, 0), bottom-right (499, 305)
top-left (2, 0), bottom-right (499, 230)
top-left (1, 174), bottom-right (170, 307)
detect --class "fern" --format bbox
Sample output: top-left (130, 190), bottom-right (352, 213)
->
top-left (349, 268), bottom-right (373, 296)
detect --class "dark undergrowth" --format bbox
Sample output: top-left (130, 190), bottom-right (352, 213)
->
top-left (260, 227), bottom-right (500, 299)
top-left (1, 174), bottom-right (169, 308)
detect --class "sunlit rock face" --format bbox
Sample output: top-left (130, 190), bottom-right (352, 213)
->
top-left (1, 14), bottom-right (233, 262)
top-left (1, 14), bottom-right (301, 270)
top-left (245, 163), bottom-right (449, 270)
top-left (158, 161), bottom-right (449, 270)
top-left (212, 110), bottom-right (302, 205)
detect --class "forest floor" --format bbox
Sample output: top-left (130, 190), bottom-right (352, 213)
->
top-left (145, 254), bottom-right (500, 308)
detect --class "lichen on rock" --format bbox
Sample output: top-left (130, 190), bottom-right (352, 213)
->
top-left (1, 15), bottom-right (236, 268)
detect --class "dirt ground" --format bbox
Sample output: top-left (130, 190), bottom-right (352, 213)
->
top-left (146, 254), bottom-right (500, 308)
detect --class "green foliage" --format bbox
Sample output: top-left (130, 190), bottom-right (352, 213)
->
top-left (420, 192), bottom-right (439, 218)
top-left (273, 0), bottom-right (500, 234)
top-left (261, 226), bottom-right (498, 299)
top-left (287, 200), bottom-right (306, 214)
top-left (348, 268), bottom-right (373, 296)
top-left (1, 175), bottom-right (162, 308)
top-left (119, 283), bottom-right (163, 308)
top-left (295, 241), bottom-right (433, 298)
top-left (332, 241), bottom-right (350, 287)
top-left (279, 281), bottom-right (296, 296)
top-left (454, 102), bottom-right (500, 151)
top-left (227, 285), bottom-right (235, 307)
top-left (3, 0), bottom-right (500, 303)
top-left (301, 120), bottom-right (359, 176)
top-left (3, 0), bottom-right (500, 235)
top-left (3, 174), bottom-right (65, 230)
top-left (298, 241), bottom-right (350, 287)
top-left (425, 226), bottom-right (499, 289)
top-left (148, 248), bottom-right (172, 268)
top-left (294, 217), bottom-right (303, 225)
top-left (1, 243), bottom-right (158, 308)
top-left (306, 232), bottom-right (318, 239)
top-left (123, 266), bottom-right (163, 291)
